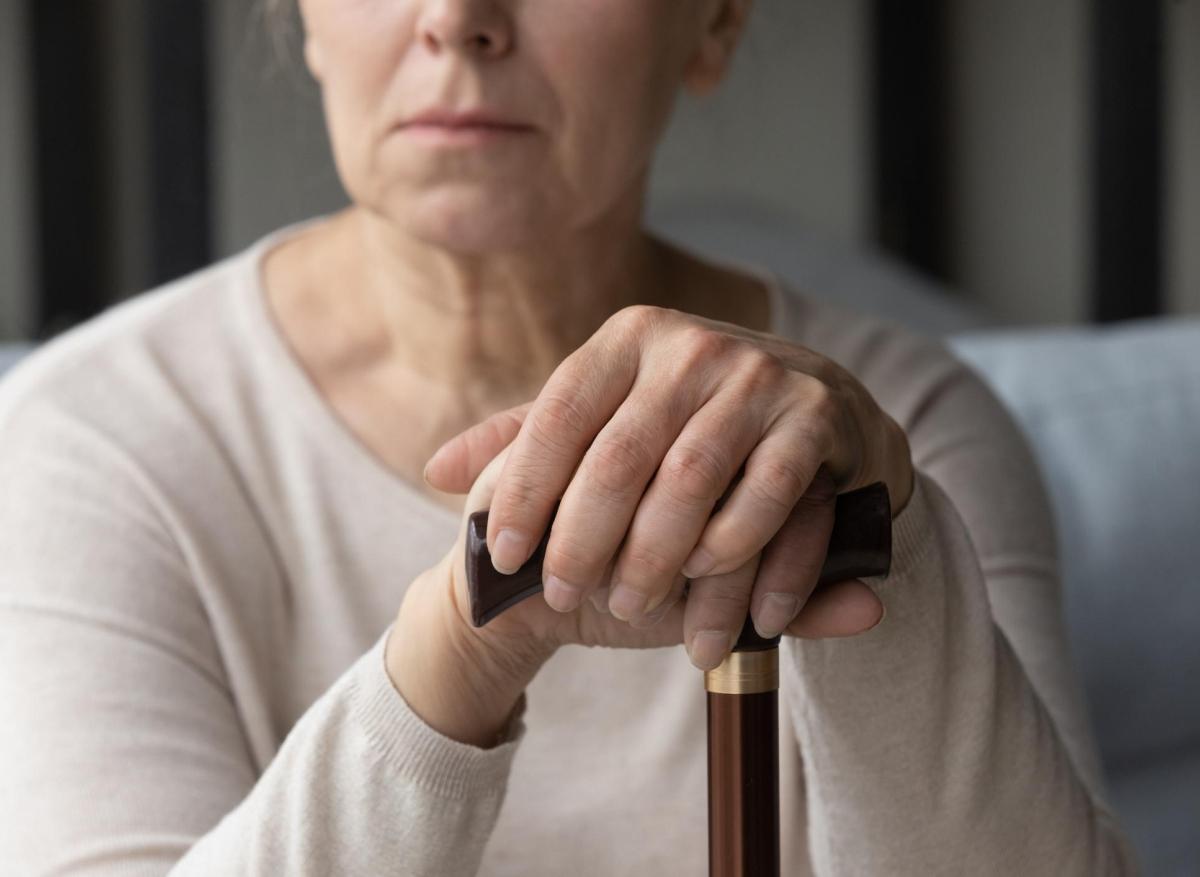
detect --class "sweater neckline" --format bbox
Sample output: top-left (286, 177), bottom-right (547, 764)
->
top-left (236, 221), bottom-right (785, 524)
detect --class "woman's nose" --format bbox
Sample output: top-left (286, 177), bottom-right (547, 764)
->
top-left (415, 0), bottom-right (513, 59)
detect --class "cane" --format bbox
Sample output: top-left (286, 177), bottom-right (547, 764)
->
top-left (465, 483), bottom-right (892, 876)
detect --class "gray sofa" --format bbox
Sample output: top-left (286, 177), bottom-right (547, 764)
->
top-left (0, 343), bottom-right (29, 377)
top-left (950, 321), bottom-right (1200, 877)
top-left (2, 218), bottom-right (1196, 874)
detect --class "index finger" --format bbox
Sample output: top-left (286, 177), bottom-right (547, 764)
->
top-left (485, 323), bottom-right (642, 573)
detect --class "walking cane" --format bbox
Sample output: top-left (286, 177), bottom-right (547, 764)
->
top-left (465, 482), bottom-right (892, 877)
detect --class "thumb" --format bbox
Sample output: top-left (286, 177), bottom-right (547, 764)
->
top-left (425, 401), bottom-right (534, 494)
top-left (450, 438), bottom-right (519, 614)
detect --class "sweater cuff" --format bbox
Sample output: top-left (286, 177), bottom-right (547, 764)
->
top-left (347, 624), bottom-right (526, 800)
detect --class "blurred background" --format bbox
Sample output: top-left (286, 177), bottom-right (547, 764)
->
top-left (0, 0), bottom-right (1197, 340)
top-left (1, 3), bottom-right (1198, 874)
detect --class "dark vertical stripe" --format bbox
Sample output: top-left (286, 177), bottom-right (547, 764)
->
top-left (1092, 0), bottom-right (1163, 322)
top-left (29, 1), bottom-right (111, 336)
top-left (146, 0), bottom-right (212, 287)
top-left (871, 0), bottom-right (949, 281)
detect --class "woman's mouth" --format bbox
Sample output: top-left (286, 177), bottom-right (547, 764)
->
top-left (398, 108), bottom-right (536, 146)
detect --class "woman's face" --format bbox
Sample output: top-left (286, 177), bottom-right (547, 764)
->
top-left (299, 0), bottom-right (748, 252)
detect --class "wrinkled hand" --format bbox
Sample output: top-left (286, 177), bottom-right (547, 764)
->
top-left (448, 438), bottom-right (692, 657)
top-left (425, 306), bottom-right (912, 669)
top-left (386, 437), bottom-right (687, 748)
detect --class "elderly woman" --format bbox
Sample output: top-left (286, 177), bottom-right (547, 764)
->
top-left (0, 1), bottom-right (1135, 874)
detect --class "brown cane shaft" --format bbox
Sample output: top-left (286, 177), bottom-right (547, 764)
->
top-left (708, 687), bottom-right (779, 877)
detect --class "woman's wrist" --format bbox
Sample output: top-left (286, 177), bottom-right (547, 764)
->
top-left (386, 559), bottom-right (551, 749)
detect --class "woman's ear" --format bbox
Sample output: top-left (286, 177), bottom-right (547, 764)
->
top-left (681, 0), bottom-right (753, 96)
top-left (303, 34), bottom-right (325, 83)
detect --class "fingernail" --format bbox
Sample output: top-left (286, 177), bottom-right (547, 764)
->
top-left (424, 445), bottom-right (448, 480)
top-left (688, 630), bottom-right (732, 670)
top-left (589, 586), bottom-right (611, 614)
top-left (754, 593), bottom-right (801, 639)
top-left (543, 575), bottom-right (581, 613)
top-left (492, 529), bottom-right (529, 575)
top-left (866, 601), bottom-right (887, 632)
top-left (608, 584), bottom-right (647, 622)
top-left (682, 547), bottom-right (714, 579)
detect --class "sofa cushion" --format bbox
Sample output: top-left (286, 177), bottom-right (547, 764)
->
top-left (1104, 749), bottom-right (1200, 877)
top-left (951, 318), bottom-right (1200, 767)
top-left (951, 319), bottom-right (1200, 875)
top-left (0, 344), bottom-right (32, 380)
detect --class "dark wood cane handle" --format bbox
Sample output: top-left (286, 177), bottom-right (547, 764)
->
top-left (733, 481), bottom-right (892, 651)
top-left (466, 482), bottom-right (892, 629)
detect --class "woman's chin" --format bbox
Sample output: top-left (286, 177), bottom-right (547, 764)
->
top-left (395, 191), bottom-right (555, 254)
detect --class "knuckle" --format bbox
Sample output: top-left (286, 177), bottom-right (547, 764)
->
top-left (676, 326), bottom-right (729, 370)
top-left (717, 520), bottom-right (765, 566)
top-left (747, 456), bottom-right (809, 512)
top-left (535, 392), bottom-right (592, 442)
top-left (661, 442), bottom-right (728, 505)
top-left (611, 303), bottom-right (660, 335)
top-left (587, 427), bottom-right (656, 496)
top-left (787, 407), bottom-right (836, 461)
top-left (543, 529), bottom-right (606, 583)
top-left (802, 378), bottom-right (839, 426)
top-left (739, 347), bottom-right (787, 387)
top-left (620, 540), bottom-right (679, 585)
top-left (490, 476), bottom-right (543, 520)
top-left (697, 583), bottom-right (750, 621)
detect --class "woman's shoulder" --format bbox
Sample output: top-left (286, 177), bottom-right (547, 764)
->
top-left (0, 252), bottom-right (253, 420)
top-left (0, 240), bottom-right (281, 526)
top-left (0, 236), bottom-right (297, 591)
top-left (0, 223), bottom-right (309, 444)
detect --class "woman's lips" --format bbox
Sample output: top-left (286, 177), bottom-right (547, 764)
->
top-left (400, 121), bottom-right (535, 146)
top-left (398, 109), bottom-right (536, 146)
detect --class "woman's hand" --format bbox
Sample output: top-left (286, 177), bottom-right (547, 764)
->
top-left (386, 434), bottom-right (688, 748)
top-left (424, 305), bottom-right (912, 671)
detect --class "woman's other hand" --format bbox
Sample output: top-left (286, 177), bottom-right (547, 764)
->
top-left (424, 306), bottom-right (912, 671)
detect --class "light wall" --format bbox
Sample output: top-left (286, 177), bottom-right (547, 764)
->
top-left (209, 0), bottom-right (346, 257)
top-left (649, 0), bottom-right (870, 243)
top-left (944, 0), bottom-right (1092, 325)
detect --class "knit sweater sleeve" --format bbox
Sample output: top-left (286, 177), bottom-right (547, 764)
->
top-left (0, 392), bottom-right (520, 876)
top-left (778, 324), bottom-right (1139, 874)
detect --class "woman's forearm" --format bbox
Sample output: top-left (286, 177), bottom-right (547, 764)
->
top-left (782, 473), bottom-right (1138, 875)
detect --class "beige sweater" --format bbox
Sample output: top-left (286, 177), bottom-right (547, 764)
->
top-left (0, 225), bottom-right (1136, 875)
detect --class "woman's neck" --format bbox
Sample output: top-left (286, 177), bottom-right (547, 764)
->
top-left (261, 206), bottom-right (769, 505)
top-left (276, 208), bottom-right (684, 404)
